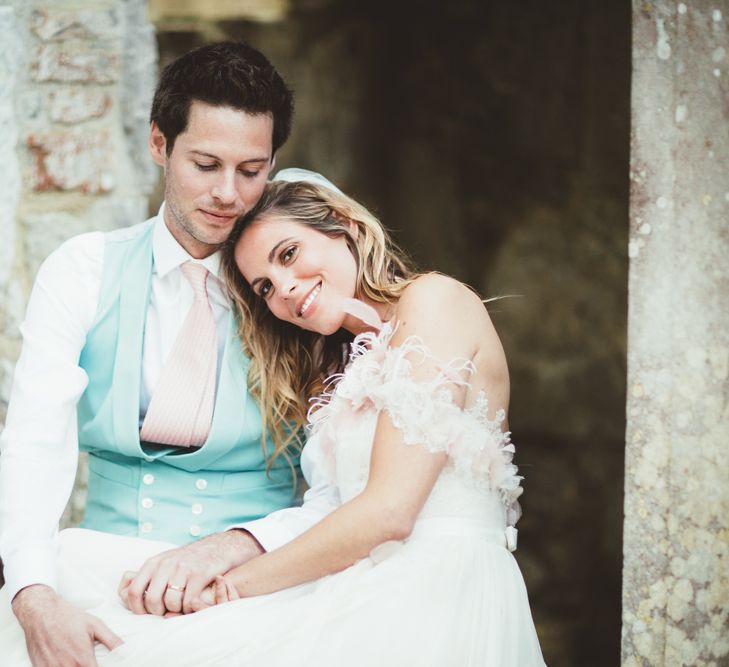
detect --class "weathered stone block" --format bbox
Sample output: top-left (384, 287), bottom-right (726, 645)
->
top-left (87, 196), bottom-right (151, 236)
top-left (31, 44), bottom-right (120, 83)
top-left (26, 129), bottom-right (114, 193)
top-left (22, 210), bottom-right (94, 279)
top-left (49, 87), bottom-right (112, 124)
top-left (21, 196), bottom-right (141, 280)
top-left (18, 90), bottom-right (43, 120)
top-left (120, 1), bottom-right (158, 195)
top-left (30, 8), bottom-right (120, 42)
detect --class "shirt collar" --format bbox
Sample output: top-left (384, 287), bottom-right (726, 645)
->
top-left (152, 202), bottom-right (224, 282)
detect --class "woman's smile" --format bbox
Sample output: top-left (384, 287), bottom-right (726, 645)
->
top-left (297, 282), bottom-right (322, 317)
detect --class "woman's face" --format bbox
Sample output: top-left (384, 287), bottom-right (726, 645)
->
top-left (235, 215), bottom-right (359, 335)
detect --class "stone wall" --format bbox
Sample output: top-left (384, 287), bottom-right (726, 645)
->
top-left (0, 0), bottom-right (158, 525)
top-left (623, 2), bottom-right (729, 665)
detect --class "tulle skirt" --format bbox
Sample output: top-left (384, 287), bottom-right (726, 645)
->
top-left (0, 522), bottom-right (546, 666)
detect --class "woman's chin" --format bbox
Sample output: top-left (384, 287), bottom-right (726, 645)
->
top-left (316, 324), bottom-right (341, 336)
top-left (301, 318), bottom-right (343, 337)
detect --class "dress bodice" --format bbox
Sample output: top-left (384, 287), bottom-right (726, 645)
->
top-left (307, 324), bottom-right (524, 543)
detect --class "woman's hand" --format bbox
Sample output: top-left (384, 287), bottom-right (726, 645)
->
top-left (194, 575), bottom-right (240, 612)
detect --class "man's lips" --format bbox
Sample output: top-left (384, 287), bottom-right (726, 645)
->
top-left (199, 209), bottom-right (239, 224)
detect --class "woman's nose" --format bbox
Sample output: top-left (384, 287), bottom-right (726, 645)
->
top-left (276, 275), bottom-right (298, 298)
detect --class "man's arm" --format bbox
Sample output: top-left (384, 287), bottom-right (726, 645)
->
top-left (122, 430), bottom-right (341, 615)
top-left (0, 234), bottom-right (103, 665)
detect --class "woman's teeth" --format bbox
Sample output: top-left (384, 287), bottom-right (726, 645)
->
top-left (299, 284), bottom-right (321, 316)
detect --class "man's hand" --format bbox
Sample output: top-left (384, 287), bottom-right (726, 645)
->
top-left (119, 529), bottom-right (263, 616)
top-left (12, 584), bottom-right (122, 667)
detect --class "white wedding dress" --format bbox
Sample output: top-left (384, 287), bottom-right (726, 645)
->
top-left (0, 325), bottom-right (546, 666)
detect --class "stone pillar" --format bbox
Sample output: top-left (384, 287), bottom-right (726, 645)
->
top-left (623, 2), bottom-right (729, 665)
top-left (0, 0), bottom-right (158, 526)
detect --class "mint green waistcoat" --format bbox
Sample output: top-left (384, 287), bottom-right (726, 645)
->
top-left (77, 222), bottom-right (297, 545)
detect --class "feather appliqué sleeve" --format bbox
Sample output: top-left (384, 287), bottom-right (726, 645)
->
top-left (307, 322), bottom-right (523, 526)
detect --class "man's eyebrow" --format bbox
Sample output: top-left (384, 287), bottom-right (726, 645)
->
top-left (188, 150), bottom-right (269, 164)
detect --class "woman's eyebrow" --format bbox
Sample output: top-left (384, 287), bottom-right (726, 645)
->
top-left (268, 237), bottom-right (294, 263)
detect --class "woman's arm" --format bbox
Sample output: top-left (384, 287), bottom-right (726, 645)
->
top-left (218, 415), bottom-right (447, 598)
top-left (215, 275), bottom-right (498, 600)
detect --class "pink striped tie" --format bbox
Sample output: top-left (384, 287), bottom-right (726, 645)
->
top-left (140, 262), bottom-right (217, 447)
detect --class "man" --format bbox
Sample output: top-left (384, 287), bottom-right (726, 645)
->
top-left (0, 42), bottom-right (336, 666)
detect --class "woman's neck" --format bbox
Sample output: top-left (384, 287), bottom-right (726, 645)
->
top-left (341, 297), bottom-right (397, 336)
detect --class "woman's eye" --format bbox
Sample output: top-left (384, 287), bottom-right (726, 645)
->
top-left (195, 163), bottom-right (217, 172)
top-left (240, 169), bottom-right (260, 178)
top-left (259, 280), bottom-right (273, 298)
top-left (281, 245), bottom-right (297, 263)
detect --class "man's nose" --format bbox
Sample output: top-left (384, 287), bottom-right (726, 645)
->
top-left (210, 170), bottom-right (237, 205)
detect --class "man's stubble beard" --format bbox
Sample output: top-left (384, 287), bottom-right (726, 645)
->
top-left (166, 190), bottom-right (227, 251)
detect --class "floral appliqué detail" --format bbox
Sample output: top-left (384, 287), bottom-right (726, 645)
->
top-left (306, 323), bottom-right (524, 527)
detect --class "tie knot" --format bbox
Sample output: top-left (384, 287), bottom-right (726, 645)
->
top-left (180, 262), bottom-right (209, 300)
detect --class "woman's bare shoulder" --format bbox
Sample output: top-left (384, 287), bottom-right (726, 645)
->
top-left (390, 273), bottom-right (509, 413)
top-left (392, 273), bottom-right (493, 357)
top-left (398, 273), bottom-right (491, 324)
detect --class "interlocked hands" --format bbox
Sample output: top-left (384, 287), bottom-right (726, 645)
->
top-left (117, 529), bottom-right (260, 616)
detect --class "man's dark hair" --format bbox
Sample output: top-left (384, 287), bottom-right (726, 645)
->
top-left (150, 41), bottom-right (294, 156)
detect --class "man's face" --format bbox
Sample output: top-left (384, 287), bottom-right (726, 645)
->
top-left (149, 101), bottom-right (275, 259)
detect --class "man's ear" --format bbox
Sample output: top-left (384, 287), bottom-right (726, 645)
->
top-left (148, 122), bottom-right (168, 168)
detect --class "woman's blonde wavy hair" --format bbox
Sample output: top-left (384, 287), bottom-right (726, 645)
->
top-left (221, 180), bottom-right (418, 471)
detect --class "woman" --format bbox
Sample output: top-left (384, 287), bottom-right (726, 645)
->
top-left (2, 171), bottom-right (546, 666)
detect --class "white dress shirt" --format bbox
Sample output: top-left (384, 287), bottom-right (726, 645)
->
top-left (0, 205), bottom-right (338, 601)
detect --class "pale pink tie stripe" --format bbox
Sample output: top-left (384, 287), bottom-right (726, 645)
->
top-left (140, 262), bottom-right (217, 447)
